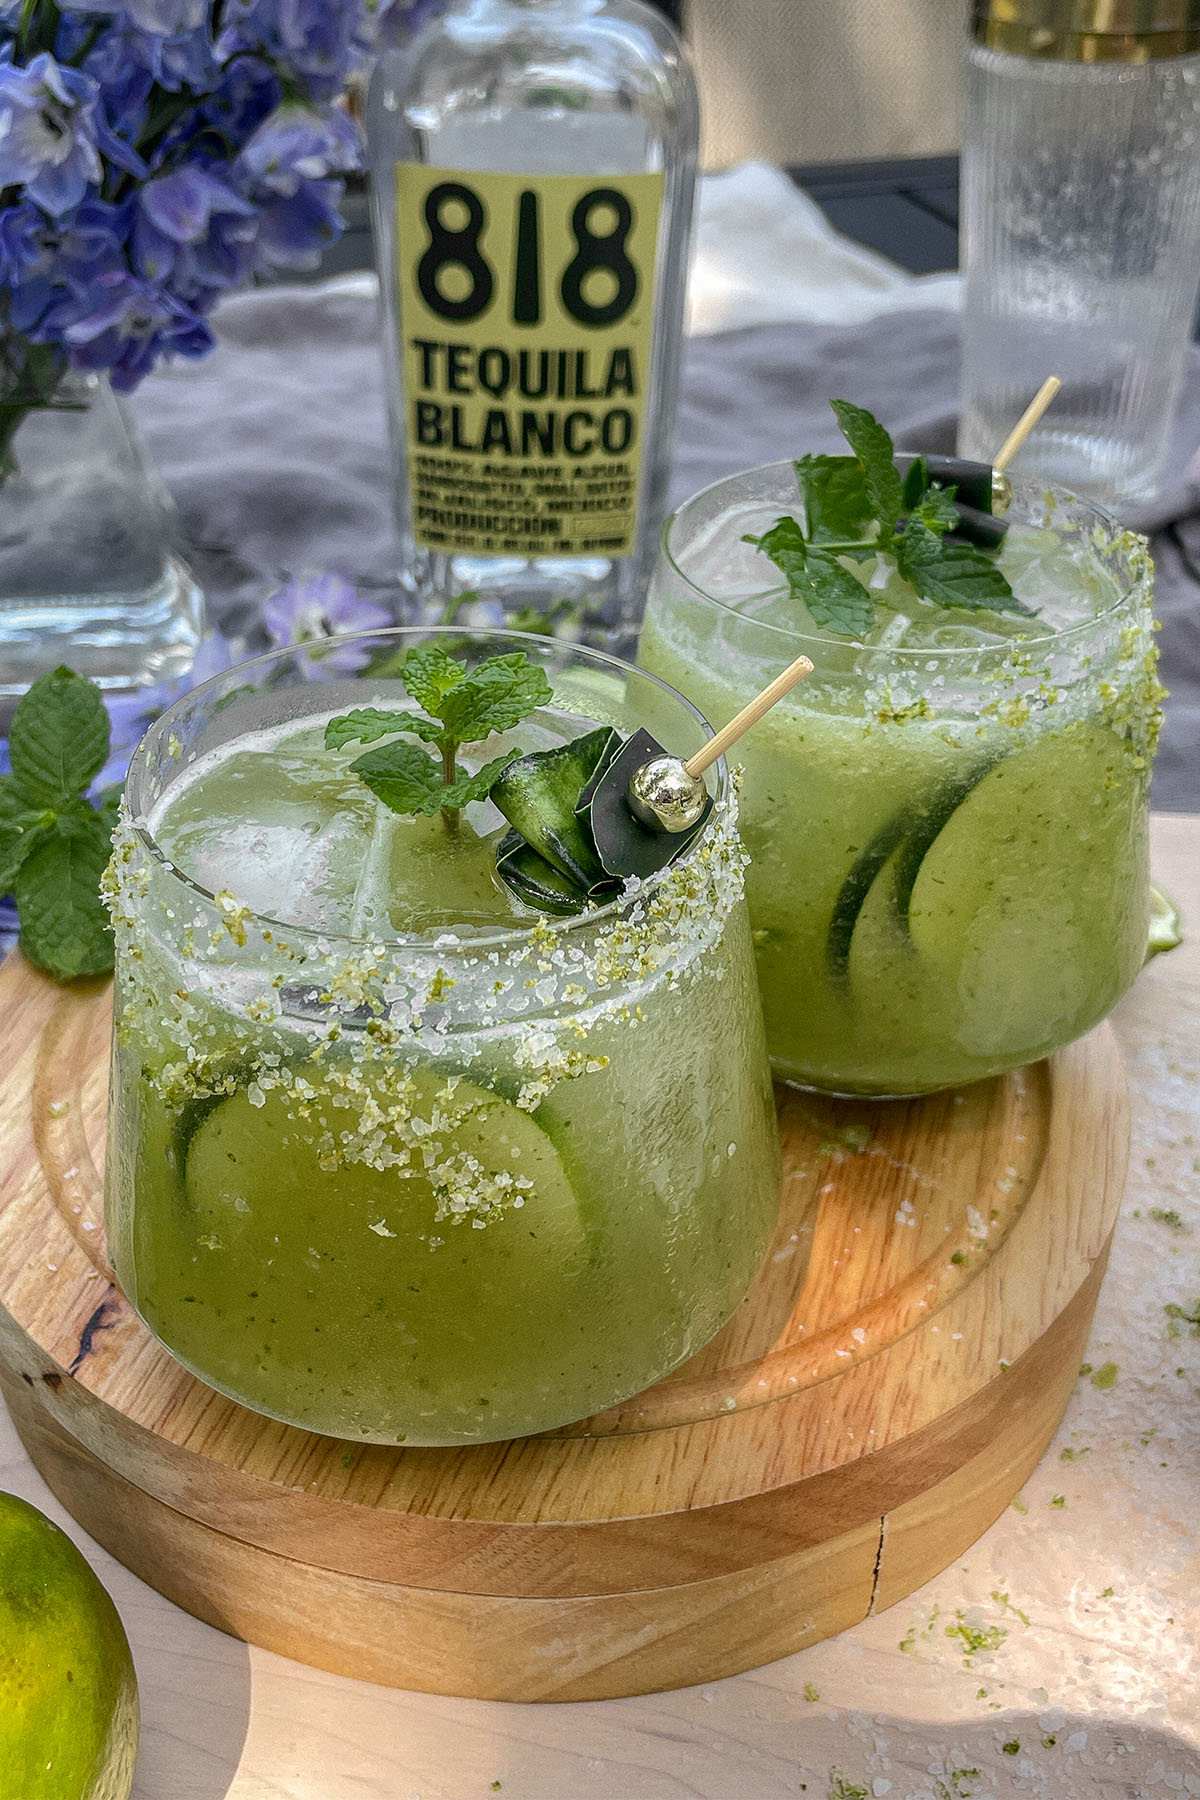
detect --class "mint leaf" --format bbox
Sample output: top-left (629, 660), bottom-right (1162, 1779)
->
top-left (0, 776), bottom-right (50, 893)
top-left (400, 644), bottom-right (466, 715)
top-left (793, 454), bottom-right (873, 544)
top-left (830, 398), bottom-right (903, 531)
top-left (897, 519), bottom-right (1026, 614)
top-left (437, 654), bottom-right (553, 742)
top-left (324, 708), bottom-right (444, 751)
top-left (911, 483), bottom-right (960, 535)
top-left (349, 739), bottom-right (447, 816)
top-left (795, 552), bottom-right (879, 638)
top-left (15, 815), bottom-right (114, 979)
top-left (351, 740), bottom-right (517, 818)
top-left (752, 517), bottom-right (877, 638)
top-left (329, 646), bottom-right (551, 828)
top-left (901, 455), bottom-right (929, 511)
top-left (749, 514), bottom-right (811, 589)
top-left (8, 665), bottom-right (109, 804)
top-left (438, 751), bottom-right (521, 811)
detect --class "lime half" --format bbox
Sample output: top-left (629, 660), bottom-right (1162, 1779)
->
top-left (0, 1492), bottom-right (138, 1800)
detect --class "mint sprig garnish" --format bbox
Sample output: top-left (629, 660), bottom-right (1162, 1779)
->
top-left (325, 645), bottom-right (553, 831)
top-left (1, 666), bottom-right (116, 980)
top-left (829, 397), bottom-right (904, 531)
top-left (747, 400), bottom-right (1029, 640)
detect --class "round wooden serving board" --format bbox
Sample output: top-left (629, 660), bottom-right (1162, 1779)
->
top-left (0, 953), bottom-right (1128, 1701)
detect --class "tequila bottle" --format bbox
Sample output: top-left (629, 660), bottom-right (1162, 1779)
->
top-left (366, 0), bottom-right (698, 650)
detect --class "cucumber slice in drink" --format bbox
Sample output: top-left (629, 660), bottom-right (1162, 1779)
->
top-left (826, 809), bottom-right (913, 984)
top-left (183, 1067), bottom-right (591, 1292)
top-left (826, 753), bottom-right (1004, 983)
top-left (905, 728), bottom-right (1134, 1060)
top-left (887, 750), bottom-right (1004, 926)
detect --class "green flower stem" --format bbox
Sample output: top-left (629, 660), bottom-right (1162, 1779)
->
top-left (0, 402), bottom-right (31, 483)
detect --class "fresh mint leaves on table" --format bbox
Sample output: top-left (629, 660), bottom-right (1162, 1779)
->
top-left (326, 643), bottom-right (553, 832)
top-left (747, 399), bottom-right (1028, 639)
top-left (1, 667), bottom-right (117, 981)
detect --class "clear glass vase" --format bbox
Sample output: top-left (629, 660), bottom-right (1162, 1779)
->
top-left (0, 372), bottom-right (203, 697)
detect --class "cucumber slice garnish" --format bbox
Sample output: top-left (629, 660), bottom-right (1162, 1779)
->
top-left (183, 1066), bottom-right (590, 1282)
top-left (905, 730), bottom-right (1133, 1058)
top-left (886, 751), bottom-right (1004, 926)
top-left (826, 809), bottom-right (914, 984)
top-left (825, 752), bottom-right (1004, 983)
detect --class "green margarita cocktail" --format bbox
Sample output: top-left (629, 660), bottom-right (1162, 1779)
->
top-left (104, 630), bottom-right (779, 1444)
top-left (639, 427), bottom-right (1161, 1095)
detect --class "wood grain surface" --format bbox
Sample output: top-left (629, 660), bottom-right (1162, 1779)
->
top-left (0, 952), bottom-right (1129, 1698)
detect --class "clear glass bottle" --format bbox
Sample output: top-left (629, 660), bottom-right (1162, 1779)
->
top-left (366, 0), bottom-right (699, 651)
top-left (959, 0), bottom-right (1200, 510)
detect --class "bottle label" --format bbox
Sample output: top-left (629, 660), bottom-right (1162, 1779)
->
top-left (393, 163), bottom-right (665, 560)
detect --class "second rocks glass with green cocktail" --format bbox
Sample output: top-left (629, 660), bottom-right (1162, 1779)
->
top-left (103, 629), bottom-right (779, 1446)
top-left (639, 410), bottom-right (1162, 1097)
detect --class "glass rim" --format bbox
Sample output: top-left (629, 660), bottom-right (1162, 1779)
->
top-left (124, 624), bottom-right (728, 956)
top-left (660, 460), bottom-right (1151, 661)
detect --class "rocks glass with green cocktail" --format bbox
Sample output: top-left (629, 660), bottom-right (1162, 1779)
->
top-left (103, 629), bottom-right (779, 1445)
top-left (639, 446), bottom-right (1161, 1096)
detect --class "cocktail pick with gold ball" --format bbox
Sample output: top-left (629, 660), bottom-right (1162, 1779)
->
top-left (895, 374), bottom-right (1064, 549)
top-left (491, 651), bottom-right (815, 911)
top-left (620, 650), bottom-right (815, 837)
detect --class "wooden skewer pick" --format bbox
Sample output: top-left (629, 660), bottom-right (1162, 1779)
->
top-left (626, 652), bottom-right (814, 833)
top-left (683, 651), bottom-right (814, 778)
top-left (993, 375), bottom-right (1062, 474)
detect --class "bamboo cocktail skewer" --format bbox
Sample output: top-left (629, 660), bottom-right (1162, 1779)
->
top-left (681, 651), bottom-right (815, 779)
top-left (993, 374), bottom-right (1062, 473)
top-left (626, 652), bottom-right (814, 832)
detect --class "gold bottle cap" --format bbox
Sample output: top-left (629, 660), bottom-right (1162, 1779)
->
top-left (972, 0), bottom-right (1200, 60)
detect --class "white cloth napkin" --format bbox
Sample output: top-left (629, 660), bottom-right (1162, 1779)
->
top-left (685, 160), bottom-right (962, 337)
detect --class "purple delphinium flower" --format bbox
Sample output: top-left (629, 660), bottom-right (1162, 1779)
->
top-left (0, 0), bottom-right (387, 399)
top-left (0, 53), bottom-right (105, 215)
top-left (69, 0), bottom-right (211, 34)
top-left (263, 572), bottom-right (393, 677)
top-left (0, 201), bottom-right (44, 286)
top-left (134, 162), bottom-right (254, 281)
top-left (237, 99), bottom-right (358, 194)
top-left (39, 267), bottom-right (213, 389)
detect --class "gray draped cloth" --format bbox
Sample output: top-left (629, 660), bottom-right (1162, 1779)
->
top-left (129, 285), bottom-right (1199, 810)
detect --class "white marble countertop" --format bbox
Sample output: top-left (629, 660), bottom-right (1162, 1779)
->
top-left (2, 812), bottom-right (1197, 1800)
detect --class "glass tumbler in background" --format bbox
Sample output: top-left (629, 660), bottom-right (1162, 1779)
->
top-left (638, 463), bottom-right (1160, 1097)
top-left (959, 0), bottom-right (1200, 510)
